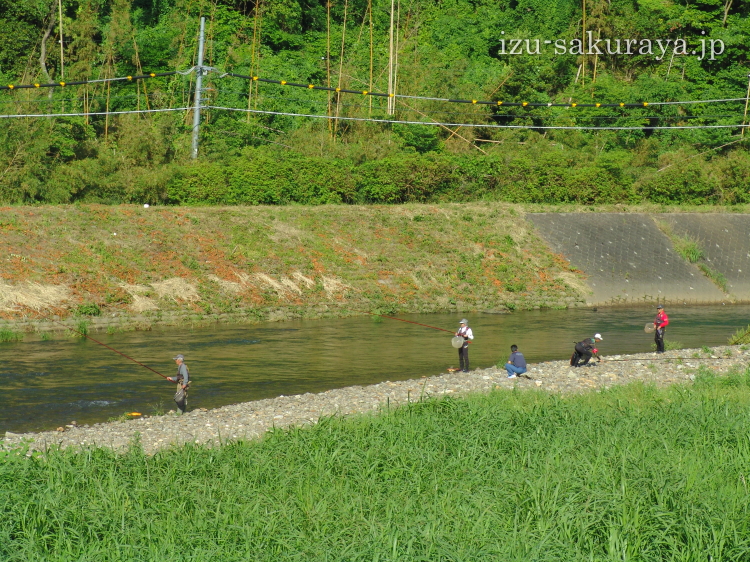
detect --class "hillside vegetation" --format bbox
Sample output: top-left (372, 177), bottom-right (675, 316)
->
top-left (1, 0), bottom-right (749, 205)
top-left (0, 203), bottom-right (584, 325)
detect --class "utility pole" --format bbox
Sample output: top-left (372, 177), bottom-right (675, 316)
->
top-left (387, 0), bottom-right (395, 115)
top-left (743, 74), bottom-right (750, 138)
top-left (58, 0), bottom-right (65, 78)
top-left (191, 17), bottom-right (206, 159)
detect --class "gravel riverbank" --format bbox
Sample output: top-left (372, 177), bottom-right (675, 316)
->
top-left (5, 345), bottom-right (749, 455)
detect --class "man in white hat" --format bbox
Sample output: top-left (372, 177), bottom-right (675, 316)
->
top-left (455, 319), bottom-right (474, 372)
top-left (571, 334), bottom-right (602, 367)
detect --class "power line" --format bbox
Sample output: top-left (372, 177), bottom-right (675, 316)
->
top-left (0, 107), bottom-right (191, 119)
top-left (0, 71), bottom-right (181, 91)
top-left (3, 104), bottom-right (746, 131)
top-left (206, 105), bottom-right (750, 131)
top-left (222, 72), bottom-right (748, 109)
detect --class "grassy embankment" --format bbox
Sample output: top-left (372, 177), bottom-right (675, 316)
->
top-left (0, 203), bottom-right (586, 337)
top-left (2, 366), bottom-right (750, 560)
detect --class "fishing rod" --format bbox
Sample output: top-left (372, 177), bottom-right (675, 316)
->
top-left (595, 356), bottom-right (749, 363)
top-left (51, 319), bottom-right (176, 383)
top-left (360, 311), bottom-right (456, 333)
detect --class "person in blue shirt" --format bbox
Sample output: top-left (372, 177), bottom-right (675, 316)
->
top-left (505, 344), bottom-right (527, 379)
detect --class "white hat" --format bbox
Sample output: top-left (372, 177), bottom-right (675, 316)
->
top-left (459, 319), bottom-right (468, 324)
top-left (594, 333), bottom-right (602, 340)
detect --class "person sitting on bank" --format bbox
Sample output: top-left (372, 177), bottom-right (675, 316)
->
top-left (505, 344), bottom-right (527, 379)
top-left (654, 304), bottom-right (669, 354)
top-left (572, 334), bottom-right (602, 367)
top-left (455, 319), bottom-right (474, 372)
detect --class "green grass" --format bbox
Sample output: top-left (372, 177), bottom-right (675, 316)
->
top-left (0, 204), bottom-right (586, 325)
top-left (3, 371), bottom-right (750, 560)
top-left (728, 324), bottom-right (750, 345)
top-left (698, 263), bottom-right (729, 293)
top-left (650, 339), bottom-right (684, 351)
top-left (0, 328), bottom-right (23, 342)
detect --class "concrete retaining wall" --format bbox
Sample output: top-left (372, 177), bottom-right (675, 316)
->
top-left (654, 214), bottom-right (750, 301)
top-left (527, 213), bottom-right (749, 306)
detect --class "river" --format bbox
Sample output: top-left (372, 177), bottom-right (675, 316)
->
top-left (2, 305), bottom-right (748, 433)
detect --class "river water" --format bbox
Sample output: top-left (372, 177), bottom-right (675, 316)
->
top-left (2, 305), bottom-right (748, 434)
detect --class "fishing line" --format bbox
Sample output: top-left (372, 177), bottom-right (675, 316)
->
top-left (360, 311), bottom-right (455, 334)
top-left (592, 356), bottom-right (748, 363)
top-left (51, 319), bottom-right (175, 383)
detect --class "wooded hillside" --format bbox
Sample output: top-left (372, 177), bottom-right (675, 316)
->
top-left (1, 0), bottom-right (749, 205)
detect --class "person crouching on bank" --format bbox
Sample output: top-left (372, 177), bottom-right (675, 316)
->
top-left (505, 344), bottom-right (527, 379)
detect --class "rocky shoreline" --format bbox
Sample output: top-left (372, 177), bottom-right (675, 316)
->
top-left (5, 345), bottom-right (749, 456)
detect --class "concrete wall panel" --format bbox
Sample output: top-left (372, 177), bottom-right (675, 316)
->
top-left (528, 213), bottom-right (726, 305)
top-left (655, 214), bottom-right (750, 300)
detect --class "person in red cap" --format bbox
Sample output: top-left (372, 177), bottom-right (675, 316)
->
top-left (654, 305), bottom-right (669, 353)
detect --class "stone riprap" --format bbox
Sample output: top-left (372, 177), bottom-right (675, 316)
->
top-left (528, 213), bottom-right (727, 306)
top-left (4, 345), bottom-right (749, 456)
top-left (655, 214), bottom-right (750, 301)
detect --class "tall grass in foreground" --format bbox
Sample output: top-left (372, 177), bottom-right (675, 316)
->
top-left (2, 367), bottom-right (750, 561)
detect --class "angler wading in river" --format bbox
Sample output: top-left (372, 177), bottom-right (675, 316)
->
top-left (167, 354), bottom-right (190, 413)
top-left (455, 319), bottom-right (474, 372)
top-left (654, 304), bottom-right (669, 354)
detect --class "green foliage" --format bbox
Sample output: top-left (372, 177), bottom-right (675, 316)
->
top-left (698, 263), bottom-right (728, 292)
top-left (392, 124), bottom-right (443, 154)
top-left (72, 320), bottom-right (91, 337)
top-left (729, 325), bottom-right (750, 346)
top-left (0, 327), bottom-right (23, 342)
top-left (75, 303), bottom-right (102, 317)
top-left (1, 0), bottom-right (750, 205)
top-left (671, 235), bottom-right (705, 263)
top-left (651, 339), bottom-right (684, 351)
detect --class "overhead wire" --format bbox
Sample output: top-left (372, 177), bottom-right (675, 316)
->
top-left (0, 71), bottom-right (180, 91)
top-left (206, 88), bottom-right (746, 121)
top-left (206, 105), bottom-right (750, 131)
top-left (2, 67), bottom-right (749, 130)
top-left (0, 107), bottom-right (192, 119)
